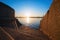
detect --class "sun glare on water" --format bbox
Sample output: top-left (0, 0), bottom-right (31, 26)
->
top-left (23, 8), bottom-right (33, 23)
top-left (25, 11), bottom-right (31, 23)
top-left (26, 17), bottom-right (29, 23)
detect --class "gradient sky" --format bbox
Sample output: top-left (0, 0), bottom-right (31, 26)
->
top-left (0, 0), bottom-right (53, 17)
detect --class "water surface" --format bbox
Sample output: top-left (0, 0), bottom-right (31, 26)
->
top-left (17, 18), bottom-right (42, 29)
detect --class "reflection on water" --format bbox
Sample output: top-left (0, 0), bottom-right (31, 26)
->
top-left (26, 17), bottom-right (30, 23)
top-left (17, 18), bottom-right (42, 29)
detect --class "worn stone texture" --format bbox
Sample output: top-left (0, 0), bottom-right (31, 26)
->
top-left (0, 2), bottom-right (16, 28)
top-left (40, 0), bottom-right (60, 40)
top-left (0, 2), bottom-right (15, 18)
top-left (0, 2), bottom-right (23, 40)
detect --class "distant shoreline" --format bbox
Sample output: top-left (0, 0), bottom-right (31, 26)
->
top-left (16, 17), bottom-right (43, 18)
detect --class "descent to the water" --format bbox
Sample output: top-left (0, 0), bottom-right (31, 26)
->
top-left (0, 0), bottom-right (60, 40)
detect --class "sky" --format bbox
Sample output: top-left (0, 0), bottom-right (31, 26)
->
top-left (0, 0), bottom-right (53, 17)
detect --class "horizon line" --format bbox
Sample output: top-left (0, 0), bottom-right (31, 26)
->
top-left (16, 17), bottom-right (43, 18)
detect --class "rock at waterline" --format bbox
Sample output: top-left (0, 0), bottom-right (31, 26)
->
top-left (40, 0), bottom-right (60, 40)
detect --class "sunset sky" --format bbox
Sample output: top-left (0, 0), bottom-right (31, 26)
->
top-left (0, 0), bottom-right (53, 17)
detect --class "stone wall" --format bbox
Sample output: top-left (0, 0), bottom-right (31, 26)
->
top-left (40, 0), bottom-right (60, 40)
top-left (0, 2), bottom-right (15, 18)
top-left (0, 2), bottom-right (17, 28)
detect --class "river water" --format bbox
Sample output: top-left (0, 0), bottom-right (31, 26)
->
top-left (17, 18), bottom-right (42, 29)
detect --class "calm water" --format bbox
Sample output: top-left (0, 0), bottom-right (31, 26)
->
top-left (17, 18), bottom-right (42, 29)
